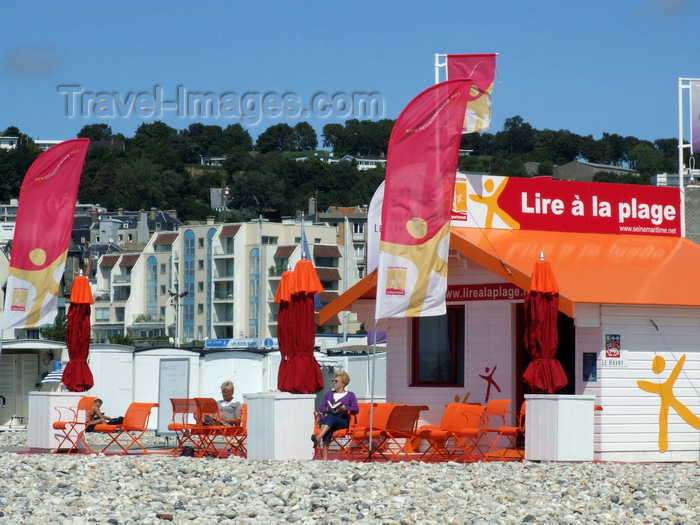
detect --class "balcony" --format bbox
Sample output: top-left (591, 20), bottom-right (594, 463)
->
top-left (213, 246), bottom-right (234, 256)
top-left (94, 290), bottom-right (110, 302)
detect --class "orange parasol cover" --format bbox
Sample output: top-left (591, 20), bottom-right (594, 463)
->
top-left (70, 275), bottom-right (94, 304)
top-left (292, 259), bottom-right (323, 295)
top-left (529, 259), bottom-right (559, 295)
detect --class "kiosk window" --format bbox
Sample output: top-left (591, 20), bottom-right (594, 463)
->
top-left (411, 306), bottom-right (465, 386)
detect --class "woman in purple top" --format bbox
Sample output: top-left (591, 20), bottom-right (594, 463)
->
top-left (312, 370), bottom-right (359, 460)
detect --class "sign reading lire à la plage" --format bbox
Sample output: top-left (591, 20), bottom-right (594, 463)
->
top-left (452, 174), bottom-right (681, 237)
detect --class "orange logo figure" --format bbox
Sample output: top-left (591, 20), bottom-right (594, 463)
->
top-left (468, 177), bottom-right (520, 229)
top-left (637, 354), bottom-right (700, 452)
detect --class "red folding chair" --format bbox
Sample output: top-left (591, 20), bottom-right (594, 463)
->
top-left (53, 396), bottom-right (97, 453)
top-left (92, 402), bottom-right (159, 455)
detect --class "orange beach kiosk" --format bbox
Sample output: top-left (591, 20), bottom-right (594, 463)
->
top-left (321, 174), bottom-right (700, 463)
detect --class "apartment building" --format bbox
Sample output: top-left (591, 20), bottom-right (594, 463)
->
top-left (92, 219), bottom-right (353, 345)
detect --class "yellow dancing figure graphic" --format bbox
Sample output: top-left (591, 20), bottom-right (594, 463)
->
top-left (468, 177), bottom-right (520, 229)
top-left (637, 354), bottom-right (700, 452)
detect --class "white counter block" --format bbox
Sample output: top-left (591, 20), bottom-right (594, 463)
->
top-left (245, 392), bottom-right (316, 460)
top-left (28, 391), bottom-right (88, 451)
top-left (525, 394), bottom-right (595, 462)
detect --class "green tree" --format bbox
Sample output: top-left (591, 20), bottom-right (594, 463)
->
top-left (537, 160), bottom-right (554, 176)
top-left (293, 122), bottom-right (318, 151)
top-left (628, 143), bottom-right (666, 178)
top-left (39, 314), bottom-right (66, 342)
top-left (495, 116), bottom-right (535, 155)
top-left (255, 123), bottom-right (296, 153)
top-left (78, 123), bottom-right (112, 141)
top-left (110, 333), bottom-right (133, 346)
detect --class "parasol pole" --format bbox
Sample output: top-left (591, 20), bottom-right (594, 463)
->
top-left (367, 318), bottom-right (378, 461)
top-left (343, 216), bottom-right (349, 342)
top-left (258, 213), bottom-right (264, 349)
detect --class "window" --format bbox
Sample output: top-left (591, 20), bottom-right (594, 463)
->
top-left (198, 303), bottom-right (204, 314)
top-left (160, 285), bottom-right (166, 296)
top-left (198, 259), bottom-right (204, 271)
top-left (411, 306), bottom-right (465, 386)
top-left (198, 281), bottom-right (204, 292)
top-left (198, 237), bottom-right (204, 248)
top-left (160, 263), bottom-right (166, 274)
top-left (96, 307), bottom-right (110, 322)
top-left (262, 236), bottom-right (278, 245)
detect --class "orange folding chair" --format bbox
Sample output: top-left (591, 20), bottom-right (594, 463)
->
top-left (417, 403), bottom-right (467, 462)
top-left (329, 402), bottom-right (373, 454)
top-left (480, 399), bottom-right (511, 459)
top-left (446, 404), bottom-right (487, 462)
top-left (53, 396), bottom-right (97, 453)
top-left (193, 397), bottom-right (245, 458)
top-left (92, 402), bottom-right (159, 455)
top-left (345, 403), bottom-right (404, 460)
top-left (168, 398), bottom-right (199, 457)
top-left (227, 403), bottom-right (247, 458)
top-left (372, 405), bottom-right (428, 461)
top-left (489, 401), bottom-right (526, 461)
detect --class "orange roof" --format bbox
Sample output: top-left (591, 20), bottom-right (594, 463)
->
top-left (319, 228), bottom-right (700, 323)
top-left (319, 270), bottom-right (378, 324)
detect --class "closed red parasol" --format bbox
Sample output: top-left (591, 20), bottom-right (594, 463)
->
top-left (522, 255), bottom-right (568, 393)
top-left (62, 274), bottom-right (95, 392)
top-left (275, 259), bottom-right (324, 394)
top-left (274, 269), bottom-right (295, 392)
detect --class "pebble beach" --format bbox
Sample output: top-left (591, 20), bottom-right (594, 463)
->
top-left (1, 430), bottom-right (700, 524)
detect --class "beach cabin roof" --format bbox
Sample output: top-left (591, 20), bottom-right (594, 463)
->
top-left (320, 227), bottom-right (700, 322)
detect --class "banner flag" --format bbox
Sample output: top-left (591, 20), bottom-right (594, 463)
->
top-left (447, 53), bottom-right (497, 133)
top-left (343, 216), bottom-right (360, 290)
top-left (692, 81), bottom-right (700, 155)
top-left (301, 222), bottom-right (322, 309)
top-left (375, 80), bottom-right (472, 319)
top-left (3, 138), bottom-right (90, 329)
top-left (366, 181), bottom-right (384, 274)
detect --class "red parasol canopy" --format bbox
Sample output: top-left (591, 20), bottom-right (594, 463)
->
top-left (274, 269), bottom-right (295, 392)
top-left (274, 259), bottom-right (324, 394)
top-left (62, 275), bottom-right (95, 392)
top-left (522, 256), bottom-right (568, 394)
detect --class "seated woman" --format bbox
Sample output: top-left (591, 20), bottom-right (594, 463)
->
top-left (218, 380), bottom-right (242, 426)
top-left (312, 371), bottom-right (359, 460)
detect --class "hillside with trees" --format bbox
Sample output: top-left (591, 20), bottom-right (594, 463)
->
top-left (0, 117), bottom-right (691, 223)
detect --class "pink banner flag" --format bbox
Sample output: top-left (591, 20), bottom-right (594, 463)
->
top-left (692, 81), bottom-right (700, 155)
top-left (3, 139), bottom-right (90, 329)
top-left (375, 80), bottom-right (472, 318)
top-left (447, 53), bottom-right (497, 133)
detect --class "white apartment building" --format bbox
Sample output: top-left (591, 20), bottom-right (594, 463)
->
top-left (92, 219), bottom-right (352, 345)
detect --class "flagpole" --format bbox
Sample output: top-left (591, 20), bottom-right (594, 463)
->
top-left (434, 53), bottom-right (446, 84)
top-left (367, 317), bottom-right (378, 461)
top-left (343, 216), bottom-right (349, 342)
top-left (679, 77), bottom-right (686, 237)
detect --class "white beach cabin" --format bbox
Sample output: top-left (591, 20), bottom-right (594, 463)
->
top-left (321, 174), bottom-right (700, 463)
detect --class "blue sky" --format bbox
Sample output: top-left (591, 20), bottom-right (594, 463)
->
top-left (1, 0), bottom-right (699, 145)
